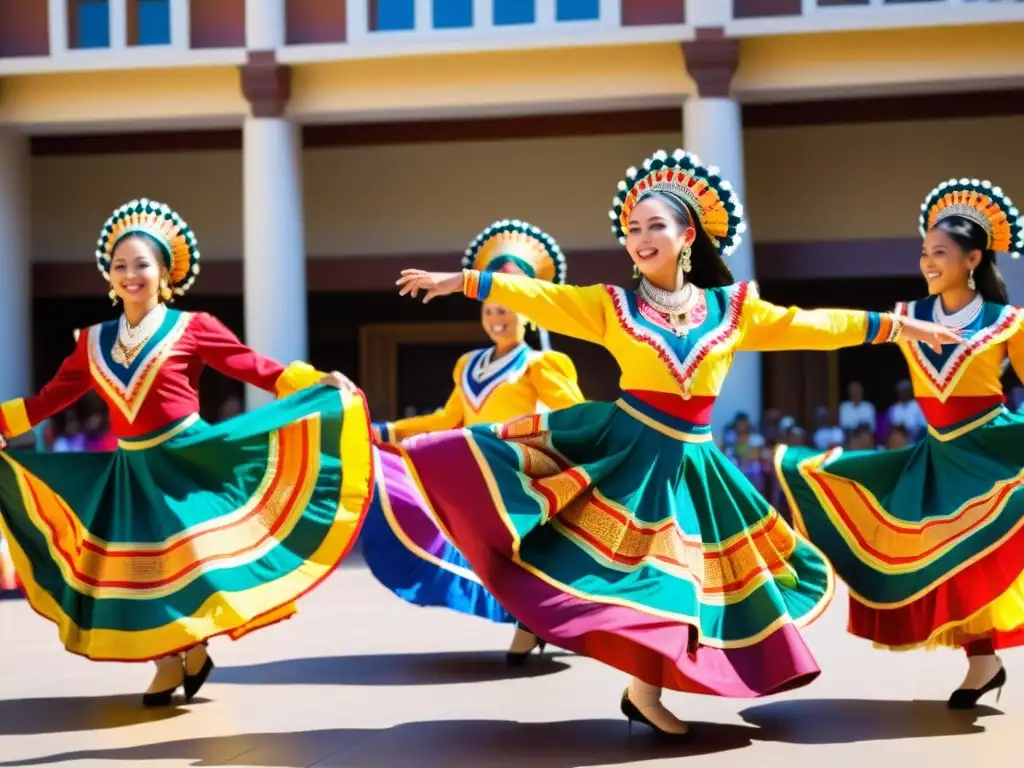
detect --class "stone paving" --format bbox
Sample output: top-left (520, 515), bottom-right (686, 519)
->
top-left (0, 556), bottom-right (1017, 767)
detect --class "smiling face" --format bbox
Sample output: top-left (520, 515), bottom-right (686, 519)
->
top-left (625, 195), bottom-right (695, 288)
top-left (920, 228), bottom-right (981, 296)
top-left (109, 235), bottom-right (167, 310)
top-left (481, 301), bottom-right (525, 347)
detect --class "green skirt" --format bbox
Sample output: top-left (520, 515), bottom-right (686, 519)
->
top-left (0, 385), bottom-right (373, 661)
top-left (403, 392), bottom-right (833, 697)
top-left (775, 404), bottom-right (1024, 651)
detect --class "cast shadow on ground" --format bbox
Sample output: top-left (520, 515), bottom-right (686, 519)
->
top-left (0, 693), bottom-right (207, 736)
top-left (738, 697), bottom-right (1001, 744)
top-left (2, 697), bottom-right (1002, 767)
top-left (0, 718), bottom-right (756, 767)
top-left (211, 650), bottom-right (572, 687)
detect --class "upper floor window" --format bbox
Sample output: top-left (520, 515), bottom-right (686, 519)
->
top-left (434, 0), bottom-right (473, 28)
top-left (75, 0), bottom-right (110, 49)
top-left (375, 0), bottom-right (415, 30)
top-left (494, 0), bottom-right (535, 25)
top-left (556, 0), bottom-right (599, 20)
top-left (134, 0), bottom-right (171, 46)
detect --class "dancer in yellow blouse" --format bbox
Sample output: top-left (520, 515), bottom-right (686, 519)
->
top-left (391, 149), bottom-right (959, 737)
top-left (365, 220), bottom-right (584, 664)
top-left (777, 177), bottom-right (1024, 709)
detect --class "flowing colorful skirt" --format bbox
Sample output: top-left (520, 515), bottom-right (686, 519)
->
top-left (360, 441), bottom-right (513, 623)
top-left (775, 404), bottom-right (1024, 651)
top-left (0, 384), bottom-right (374, 661)
top-left (401, 392), bottom-right (833, 697)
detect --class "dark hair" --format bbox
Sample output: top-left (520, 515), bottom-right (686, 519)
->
top-left (931, 215), bottom-right (1009, 305)
top-left (638, 190), bottom-right (734, 288)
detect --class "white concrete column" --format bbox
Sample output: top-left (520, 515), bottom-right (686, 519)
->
top-left (241, 0), bottom-right (305, 410)
top-left (0, 132), bottom-right (33, 402)
top-left (242, 118), bottom-right (307, 410)
top-left (245, 0), bottom-right (286, 48)
top-left (682, 28), bottom-right (760, 435)
top-left (684, 95), bottom-right (760, 433)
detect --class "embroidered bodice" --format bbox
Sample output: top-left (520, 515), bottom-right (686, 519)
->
top-left (463, 271), bottom-right (892, 424)
top-left (894, 296), bottom-right (1024, 427)
top-left (380, 343), bottom-right (584, 443)
top-left (0, 310), bottom-right (303, 442)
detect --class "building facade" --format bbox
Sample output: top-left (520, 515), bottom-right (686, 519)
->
top-left (2, 0), bottom-right (1024, 429)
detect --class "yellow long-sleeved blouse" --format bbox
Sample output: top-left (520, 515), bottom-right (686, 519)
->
top-left (892, 296), bottom-right (1024, 430)
top-left (462, 270), bottom-right (894, 401)
top-left (378, 343), bottom-right (584, 443)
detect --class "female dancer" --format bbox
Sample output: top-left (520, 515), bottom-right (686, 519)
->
top-left (776, 178), bottom-right (1024, 709)
top-left (367, 220), bottom-right (585, 664)
top-left (393, 149), bottom-right (960, 737)
top-left (0, 199), bottom-right (374, 706)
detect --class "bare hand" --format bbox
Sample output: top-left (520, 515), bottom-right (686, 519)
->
top-left (396, 270), bottom-right (464, 303)
top-left (0, 434), bottom-right (6, 451)
top-left (899, 318), bottom-right (963, 353)
top-left (319, 371), bottom-right (357, 393)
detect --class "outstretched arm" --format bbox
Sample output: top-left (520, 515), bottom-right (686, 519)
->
top-left (191, 312), bottom-right (352, 397)
top-left (1005, 319), bottom-right (1024, 382)
top-left (0, 332), bottom-right (91, 443)
top-left (377, 387), bottom-right (464, 443)
top-left (737, 284), bottom-right (961, 353)
top-left (397, 269), bottom-right (607, 345)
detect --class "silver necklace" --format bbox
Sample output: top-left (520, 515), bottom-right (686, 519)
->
top-left (933, 293), bottom-right (982, 329)
top-left (636, 279), bottom-right (699, 336)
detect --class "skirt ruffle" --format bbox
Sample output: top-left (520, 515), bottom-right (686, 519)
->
top-left (0, 384), bottom-right (374, 661)
top-left (402, 394), bottom-right (833, 697)
top-left (775, 406), bottom-right (1024, 651)
top-left (360, 442), bottom-right (513, 623)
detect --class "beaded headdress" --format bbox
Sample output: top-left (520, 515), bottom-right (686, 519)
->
top-left (920, 178), bottom-right (1022, 259)
top-left (463, 219), bottom-right (566, 284)
top-left (95, 198), bottom-right (201, 296)
top-left (610, 149), bottom-right (746, 256)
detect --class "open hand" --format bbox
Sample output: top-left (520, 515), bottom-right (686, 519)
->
top-left (319, 371), bottom-right (357, 393)
top-left (396, 270), bottom-right (464, 303)
top-left (899, 317), bottom-right (964, 352)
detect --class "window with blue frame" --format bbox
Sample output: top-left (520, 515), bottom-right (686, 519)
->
top-left (375, 0), bottom-right (415, 31)
top-left (136, 0), bottom-right (171, 46)
top-left (434, 0), bottom-right (473, 28)
top-left (76, 0), bottom-right (110, 49)
top-left (556, 0), bottom-right (599, 21)
top-left (494, 0), bottom-right (535, 26)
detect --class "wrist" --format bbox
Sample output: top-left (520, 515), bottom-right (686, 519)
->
top-left (463, 269), bottom-right (493, 301)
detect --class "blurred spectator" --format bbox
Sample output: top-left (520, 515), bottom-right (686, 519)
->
top-left (886, 424), bottom-right (911, 451)
top-left (887, 379), bottom-right (926, 440)
top-left (83, 410), bottom-right (117, 452)
top-left (848, 424), bottom-right (877, 451)
top-left (52, 411), bottom-right (86, 452)
top-left (839, 380), bottom-right (876, 433)
top-left (812, 406), bottom-right (844, 450)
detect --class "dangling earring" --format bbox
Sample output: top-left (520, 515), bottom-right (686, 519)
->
top-left (159, 279), bottom-right (173, 303)
top-left (632, 264), bottom-right (640, 280)
top-left (109, 287), bottom-right (119, 306)
top-left (967, 269), bottom-right (976, 291)
top-left (680, 245), bottom-right (692, 274)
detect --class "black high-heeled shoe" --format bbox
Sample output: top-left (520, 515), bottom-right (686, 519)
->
top-left (183, 647), bottom-right (215, 701)
top-left (505, 627), bottom-right (547, 667)
top-left (948, 666), bottom-right (1006, 710)
top-left (620, 689), bottom-right (690, 739)
top-left (142, 658), bottom-right (184, 707)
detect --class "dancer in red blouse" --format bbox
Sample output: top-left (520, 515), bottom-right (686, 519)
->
top-left (0, 198), bottom-right (374, 706)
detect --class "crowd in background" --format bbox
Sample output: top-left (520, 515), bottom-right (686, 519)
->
top-left (719, 378), bottom-right (927, 515)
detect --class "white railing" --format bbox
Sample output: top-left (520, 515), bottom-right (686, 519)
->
top-left (0, 0), bottom-right (243, 75)
top-left (1, 0), bottom-right (1022, 76)
top-left (728, 0), bottom-right (1024, 37)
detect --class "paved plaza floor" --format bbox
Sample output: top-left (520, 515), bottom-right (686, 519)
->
top-left (0, 557), bottom-right (1017, 767)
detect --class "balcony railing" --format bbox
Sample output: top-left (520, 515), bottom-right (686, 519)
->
top-left (0, 0), bottom-right (1021, 74)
